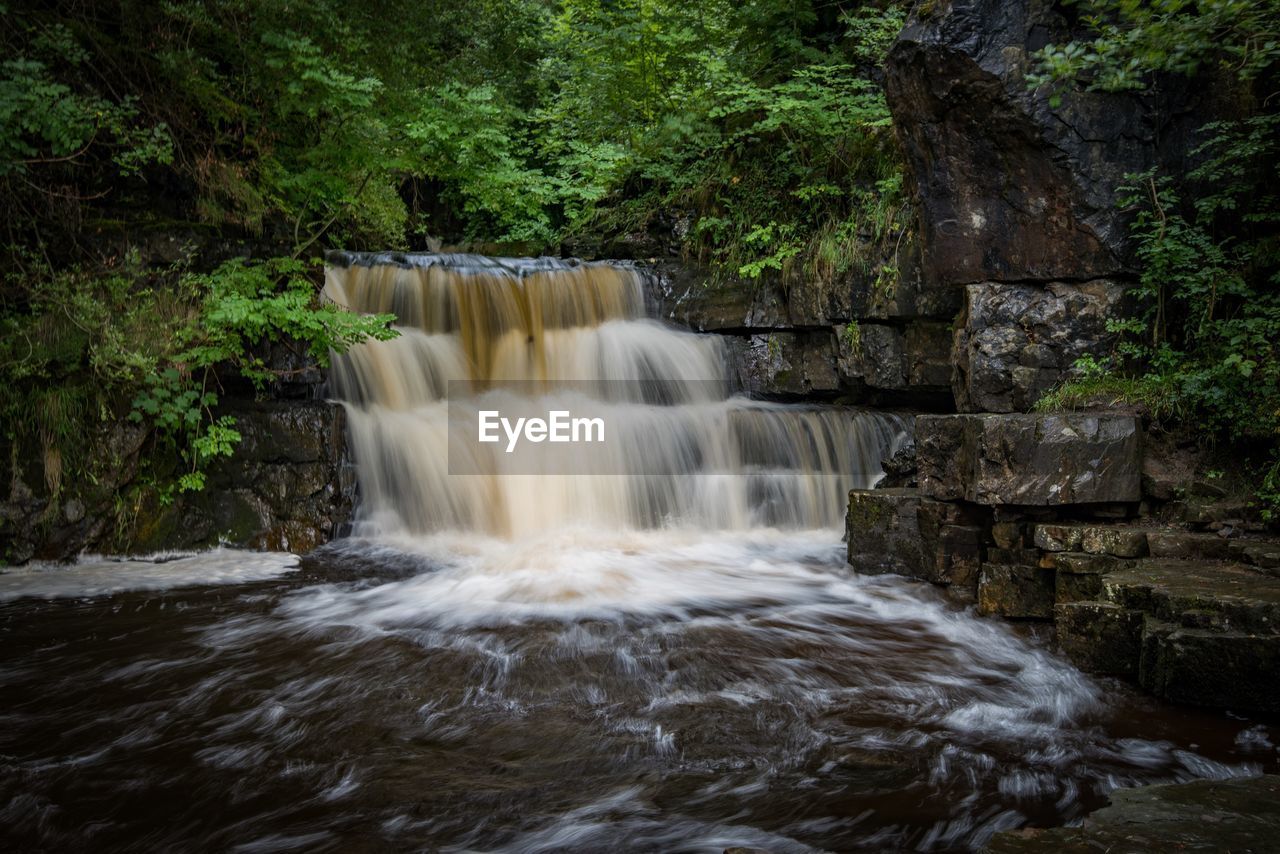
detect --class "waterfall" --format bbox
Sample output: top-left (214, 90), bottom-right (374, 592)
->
top-left (324, 253), bottom-right (909, 538)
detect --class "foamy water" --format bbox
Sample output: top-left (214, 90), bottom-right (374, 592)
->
top-left (3, 254), bottom-right (1272, 850)
top-left (0, 549), bottom-right (299, 601)
top-left (4, 533), bottom-right (1271, 852)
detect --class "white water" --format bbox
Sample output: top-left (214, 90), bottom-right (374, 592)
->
top-left (0, 550), bottom-right (299, 601)
top-left (0, 255), bottom-right (1272, 853)
top-left (324, 255), bottom-right (909, 544)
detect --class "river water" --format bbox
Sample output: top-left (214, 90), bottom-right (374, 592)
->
top-left (1, 538), bottom-right (1274, 852)
top-left (2, 255), bottom-right (1275, 851)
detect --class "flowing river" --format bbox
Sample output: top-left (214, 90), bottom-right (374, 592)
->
top-left (1, 255), bottom-right (1275, 852)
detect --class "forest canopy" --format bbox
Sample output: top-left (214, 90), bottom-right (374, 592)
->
top-left (0, 0), bottom-right (908, 502)
top-left (1, 0), bottom-right (1278, 518)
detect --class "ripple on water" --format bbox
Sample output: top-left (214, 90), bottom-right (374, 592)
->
top-left (0, 531), bottom-right (1272, 852)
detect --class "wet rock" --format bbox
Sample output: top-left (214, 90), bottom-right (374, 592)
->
top-left (63, 499), bottom-right (85, 524)
top-left (1140, 621), bottom-right (1280, 714)
top-left (1101, 560), bottom-right (1280, 635)
top-left (1, 420), bottom-right (150, 563)
top-left (1033, 524), bottom-right (1147, 558)
top-left (846, 236), bottom-right (964, 321)
top-left (913, 414), bottom-right (968, 501)
top-left (978, 563), bottom-right (1055, 619)
top-left (836, 323), bottom-right (906, 390)
top-left (728, 332), bottom-right (840, 397)
top-left (644, 237), bottom-right (961, 332)
top-left (905, 320), bottom-right (954, 388)
top-left (990, 521), bottom-right (1026, 550)
top-left (646, 264), bottom-right (789, 331)
top-left (884, 0), bottom-right (1209, 287)
top-left (1055, 602), bottom-right (1143, 678)
top-left (1054, 553), bottom-right (1120, 603)
top-left (1234, 542), bottom-right (1280, 572)
top-left (847, 488), bottom-right (984, 589)
top-left (953, 280), bottom-right (1126, 412)
top-left (917, 414), bottom-right (1142, 506)
top-left (877, 445), bottom-right (918, 489)
top-left (985, 775), bottom-right (1280, 853)
top-left (1147, 530), bottom-right (1232, 561)
top-left (131, 400), bottom-right (356, 556)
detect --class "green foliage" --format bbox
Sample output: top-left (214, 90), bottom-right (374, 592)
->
top-left (1029, 0), bottom-right (1280, 103)
top-left (1, 254), bottom-right (396, 499)
top-left (1029, 0), bottom-right (1280, 519)
top-left (1, 0), bottom-right (913, 516)
top-left (1034, 356), bottom-right (1181, 420)
top-left (0, 23), bottom-right (173, 179)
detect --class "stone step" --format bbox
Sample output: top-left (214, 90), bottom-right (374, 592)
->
top-left (846, 488), bottom-right (984, 588)
top-left (916, 412), bottom-right (1142, 505)
top-left (1100, 560), bottom-right (1280, 635)
top-left (985, 776), bottom-right (1280, 853)
top-left (1056, 559), bottom-right (1280, 712)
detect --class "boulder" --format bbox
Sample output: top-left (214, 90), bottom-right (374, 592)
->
top-left (1055, 602), bottom-right (1144, 678)
top-left (884, 0), bottom-right (1209, 287)
top-left (986, 776), bottom-right (1280, 853)
top-left (847, 488), bottom-right (983, 589)
top-left (978, 563), bottom-right (1056, 619)
top-left (917, 413), bottom-right (1143, 505)
top-left (953, 280), bottom-right (1126, 412)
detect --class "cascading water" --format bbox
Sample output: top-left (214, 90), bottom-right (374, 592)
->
top-left (321, 253), bottom-right (908, 538)
top-left (1, 254), bottom-right (1274, 853)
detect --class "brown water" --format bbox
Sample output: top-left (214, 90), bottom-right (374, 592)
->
top-left (1, 541), bottom-right (1274, 852)
top-left (2, 255), bottom-right (1275, 851)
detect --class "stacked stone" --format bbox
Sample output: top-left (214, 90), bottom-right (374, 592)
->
top-left (840, 0), bottom-right (1280, 715)
top-left (642, 249), bottom-right (959, 404)
top-left (847, 414), bottom-right (1280, 714)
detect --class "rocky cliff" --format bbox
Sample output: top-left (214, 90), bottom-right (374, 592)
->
top-left (845, 0), bottom-right (1280, 716)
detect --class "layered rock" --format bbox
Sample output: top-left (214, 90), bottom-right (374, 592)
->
top-left (916, 413), bottom-right (1142, 505)
top-left (851, 409), bottom-right (1280, 710)
top-left (1, 399), bottom-right (355, 562)
top-left (133, 400), bottom-right (357, 554)
top-left (846, 488), bottom-right (984, 588)
top-left (952, 280), bottom-right (1126, 412)
top-left (884, 0), bottom-right (1204, 287)
top-left (643, 255), bottom-right (958, 402)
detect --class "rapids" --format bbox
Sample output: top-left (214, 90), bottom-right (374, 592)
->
top-left (1, 254), bottom-right (1274, 852)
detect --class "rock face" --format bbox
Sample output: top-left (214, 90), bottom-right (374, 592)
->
top-left (847, 488), bottom-right (984, 589)
top-left (953, 280), bottom-right (1126, 412)
top-left (0, 399), bottom-right (355, 562)
top-left (643, 259), bottom-right (958, 402)
top-left (985, 775), bottom-right (1280, 853)
top-left (132, 400), bottom-right (356, 554)
top-left (1, 421), bottom-right (151, 563)
top-left (728, 333), bottom-right (841, 397)
top-left (916, 413), bottom-right (1142, 505)
top-left (884, 0), bottom-right (1195, 287)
